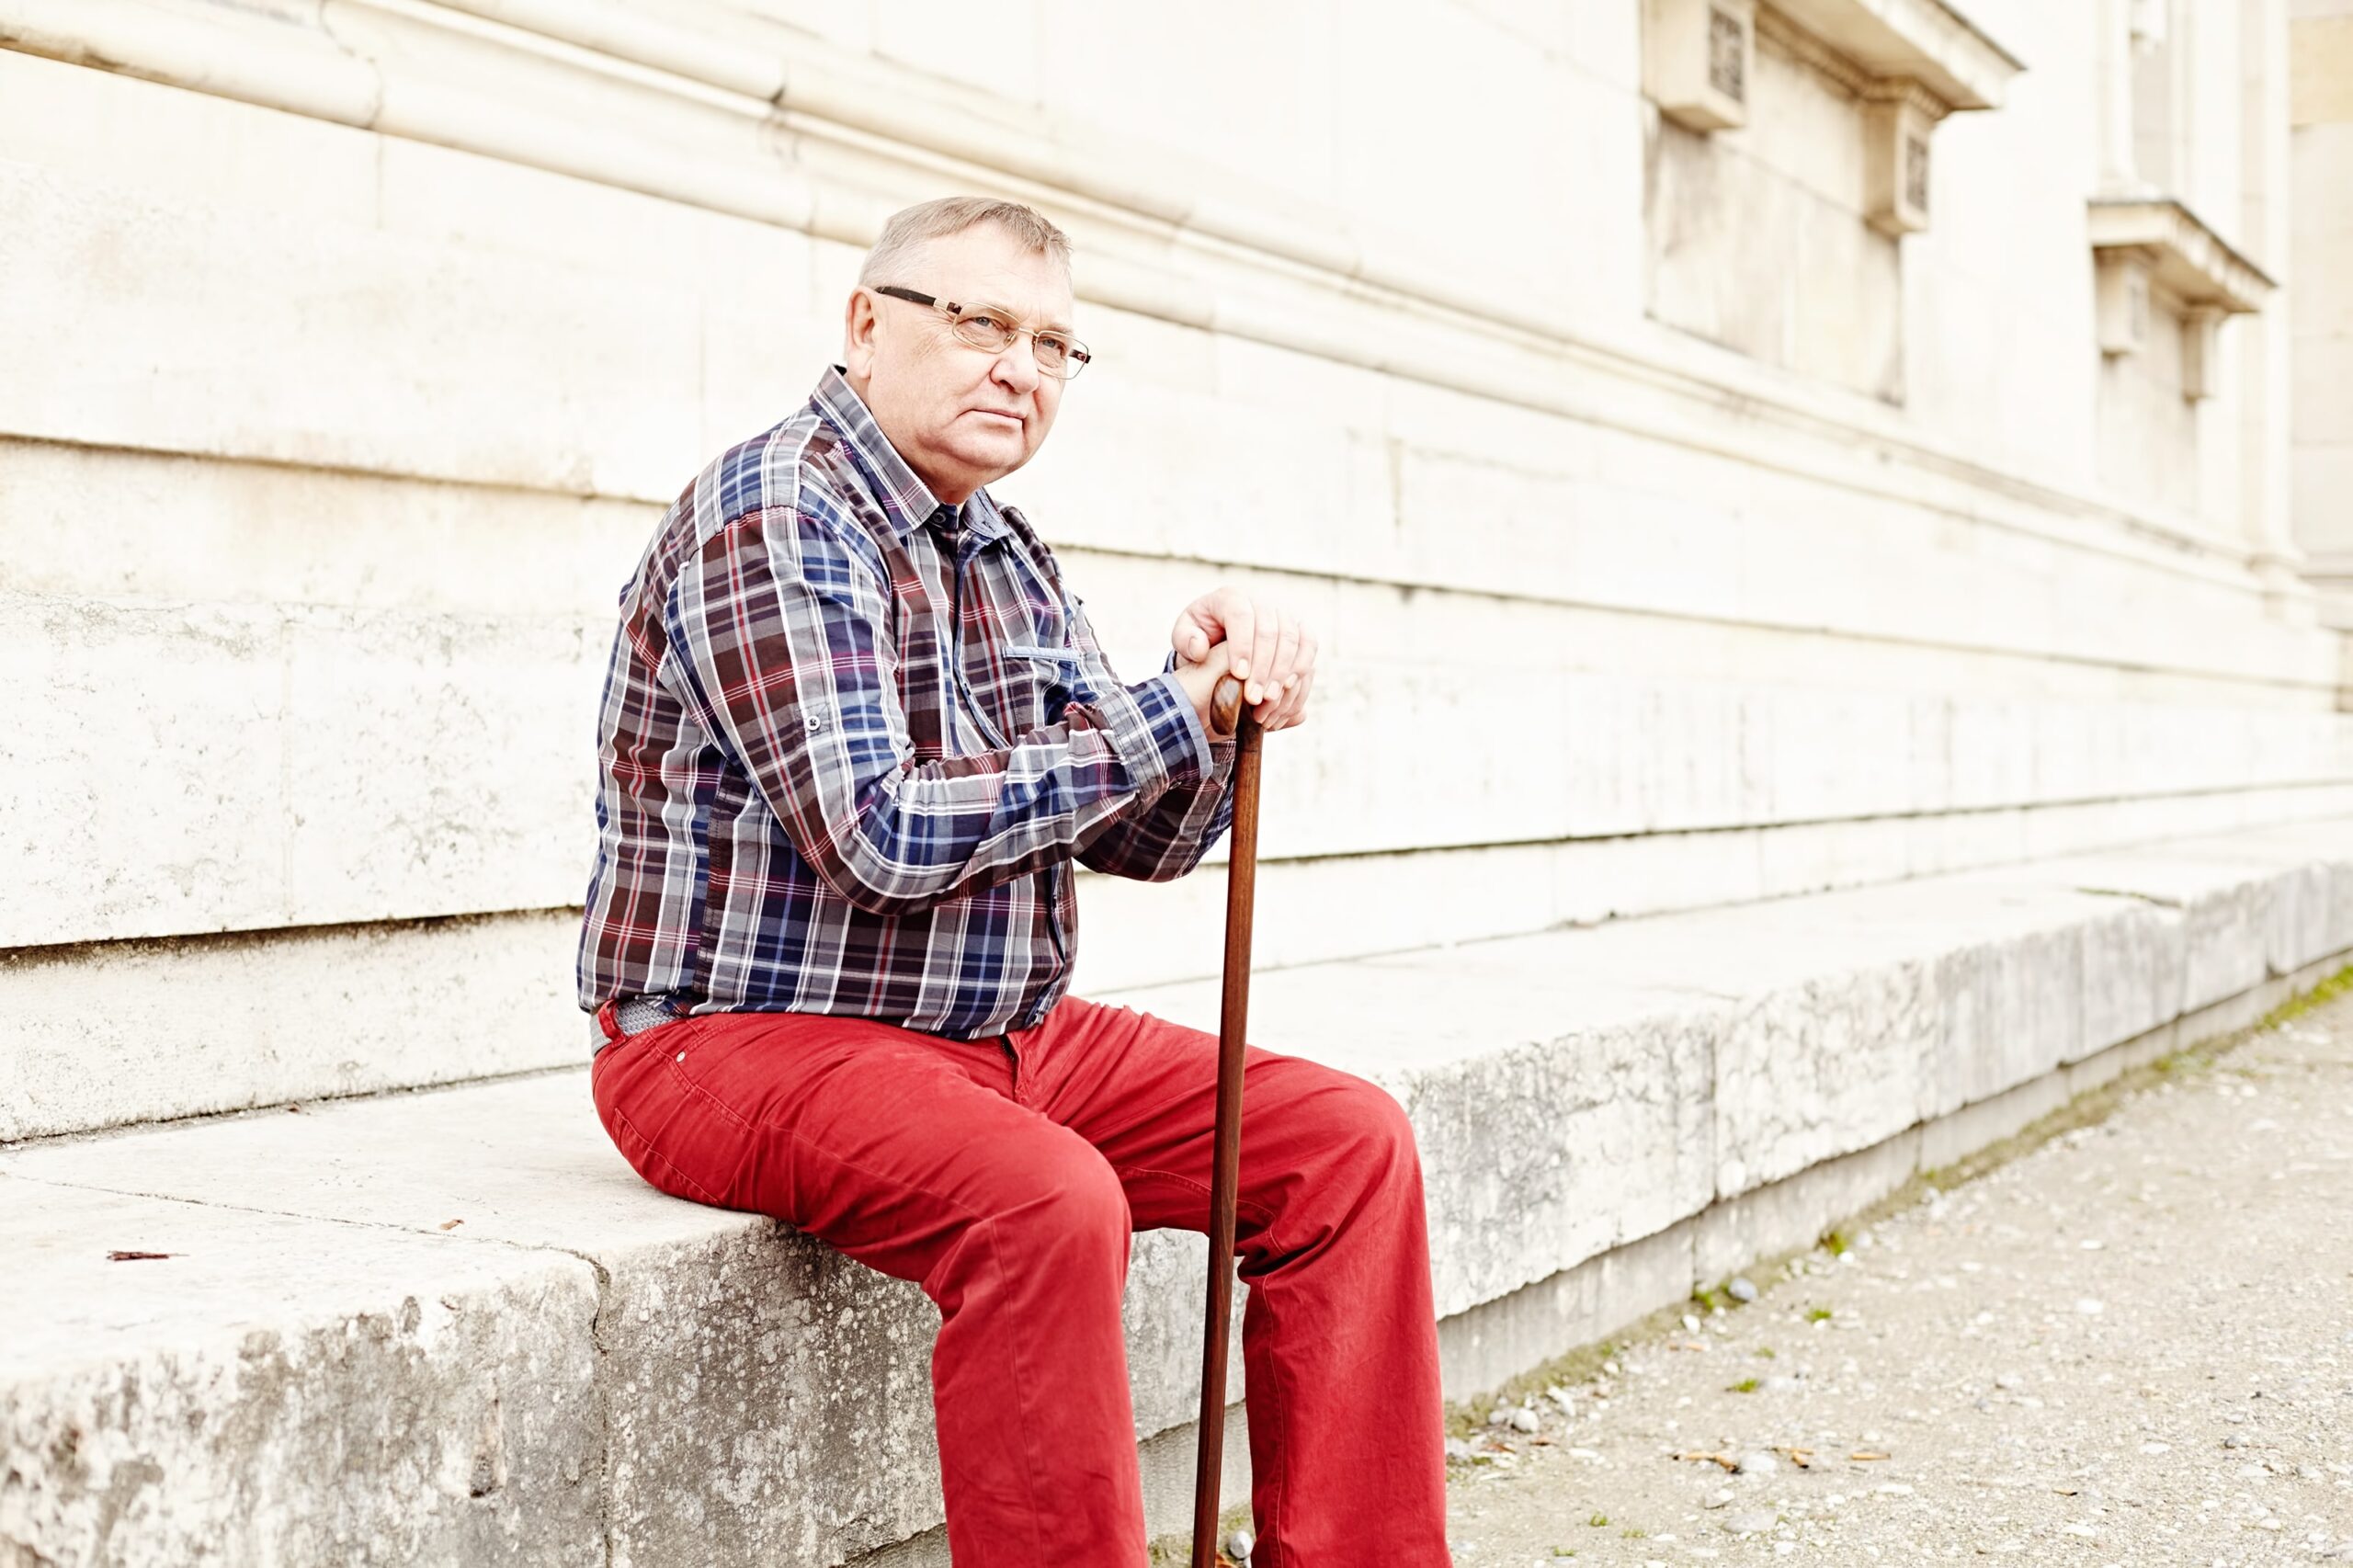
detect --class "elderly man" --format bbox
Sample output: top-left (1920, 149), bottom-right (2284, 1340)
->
top-left (577, 196), bottom-right (1450, 1566)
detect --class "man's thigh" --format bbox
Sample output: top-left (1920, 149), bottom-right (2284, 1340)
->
top-left (1020, 995), bottom-right (1418, 1241)
top-left (591, 1008), bottom-right (1120, 1283)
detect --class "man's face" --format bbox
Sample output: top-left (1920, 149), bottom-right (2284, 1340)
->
top-left (843, 222), bottom-right (1074, 506)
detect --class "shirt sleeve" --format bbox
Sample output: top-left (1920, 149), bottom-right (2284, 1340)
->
top-left (1070, 606), bottom-right (1239, 882)
top-left (658, 504), bottom-right (1211, 915)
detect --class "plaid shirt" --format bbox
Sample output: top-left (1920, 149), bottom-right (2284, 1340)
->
top-left (576, 365), bottom-right (1235, 1043)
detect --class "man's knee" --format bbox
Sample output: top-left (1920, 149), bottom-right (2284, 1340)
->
top-left (988, 1133), bottom-right (1132, 1257)
top-left (1318, 1070), bottom-right (1423, 1190)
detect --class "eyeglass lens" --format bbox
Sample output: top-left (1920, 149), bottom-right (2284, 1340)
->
top-left (951, 307), bottom-right (1085, 377)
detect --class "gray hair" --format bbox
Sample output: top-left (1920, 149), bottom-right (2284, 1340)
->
top-left (856, 196), bottom-right (1072, 289)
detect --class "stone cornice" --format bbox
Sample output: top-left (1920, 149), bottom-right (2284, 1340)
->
top-left (1768, 0), bottom-right (2022, 112)
top-left (1756, 6), bottom-right (1955, 118)
top-left (0, 0), bottom-right (2290, 591)
top-left (2087, 197), bottom-right (2278, 313)
top-left (1755, 5), bottom-right (1877, 98)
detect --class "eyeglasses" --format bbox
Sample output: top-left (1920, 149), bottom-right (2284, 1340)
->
top-left (872, 285), bottom-right (1092, 380)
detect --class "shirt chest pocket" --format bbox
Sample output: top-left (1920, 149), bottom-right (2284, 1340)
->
top-left (989, 641), bottom-right (1083, 737)
top-left (946, 536), bottom-right (1087, 745)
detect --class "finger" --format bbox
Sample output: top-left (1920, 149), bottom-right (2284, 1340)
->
top-left (1169, 608), bottom-right (1209, 663)
top-left (1277, 664), bottom-right (1308, 729)
top-left (1222, 596), bottom-right (1258, 687)
top-left (1266, 615), bottom-right (1303, 698)
top-left (1245, 599), bottom-right (1284, 705)
top-left (1269, 665), bottom-right (1313, 731)
top-left (1286, 630), bottom-right (1318, 725)
top-left (1255, 676), bottom-right (1297, 729)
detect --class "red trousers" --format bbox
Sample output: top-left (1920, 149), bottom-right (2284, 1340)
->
top-left (589, 993), bottom-right (1452, 1566)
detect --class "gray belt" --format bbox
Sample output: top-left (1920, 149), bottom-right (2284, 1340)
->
top-left (615, 994), bottom-right (679, 1035)
top-left (596, 994), bottom-right (687, 1053)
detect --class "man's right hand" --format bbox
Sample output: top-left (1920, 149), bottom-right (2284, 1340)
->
top-left (1170, 639), bottom-right (1239, 740)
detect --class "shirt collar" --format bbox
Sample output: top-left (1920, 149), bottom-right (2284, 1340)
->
top-left (811, 365), bottom-right (1009, 546)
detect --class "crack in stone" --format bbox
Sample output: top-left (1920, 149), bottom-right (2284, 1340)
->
top-left (312, 0), bottom-right (390, 128)
top-left (546, 1245), bottom-right (620, 1568)
top-left (0, 1169), bottom-right (616, 1255)
top-left (2072, 883), bottom-right (2186, 908)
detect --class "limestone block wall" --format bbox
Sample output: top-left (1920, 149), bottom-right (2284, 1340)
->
top-left (0, 0), bottom-right (2343, 1141)
top-left (2291, 0), bottom-right (2353, 617)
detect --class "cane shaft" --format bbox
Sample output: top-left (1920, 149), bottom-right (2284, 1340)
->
top-left (1192, 681), bottom-right (1263, 1564)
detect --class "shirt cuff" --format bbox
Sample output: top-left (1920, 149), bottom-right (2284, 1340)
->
top-left (1088, 669), bottom-right (1214, 792)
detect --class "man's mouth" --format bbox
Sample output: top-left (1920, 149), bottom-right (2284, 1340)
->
top-left (968, 409), bottom-right (1024, 426)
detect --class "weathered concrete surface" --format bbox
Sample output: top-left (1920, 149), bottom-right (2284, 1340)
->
top-left (0, 1176), bottom-right (604, 1567)
top-left (1116, 815), bottom-right (2353, 1317)
top-left (7, 817), bottom-right (2353, 1562)
top-left (0, 1077), bottom-right (1247, 1568)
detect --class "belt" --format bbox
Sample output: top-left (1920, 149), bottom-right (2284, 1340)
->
top-left (594, 993), bottom-right (688, 1053)
top-left (616, 994), bottom-right (679, 1034)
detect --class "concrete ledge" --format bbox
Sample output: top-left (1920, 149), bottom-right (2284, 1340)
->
top-left (0, 1176), bottom-right (606, 1565)
top-left (6, 815), bottom-right (2351, 1565)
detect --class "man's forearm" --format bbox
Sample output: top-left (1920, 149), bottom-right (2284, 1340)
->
top-left (1074, 732), bottom-right (1238, 881)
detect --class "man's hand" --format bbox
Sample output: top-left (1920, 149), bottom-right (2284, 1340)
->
top-left (1170, 639), bottom-right (1239, 740)
top-left (1169, 586), bottom-right (1316, 731)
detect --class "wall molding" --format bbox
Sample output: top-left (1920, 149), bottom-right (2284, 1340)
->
top-left (0, 0), bottom-right (2311, 607)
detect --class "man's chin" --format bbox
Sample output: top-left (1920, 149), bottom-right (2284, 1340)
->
top-left (945, 439), bottom-right (1033, 485)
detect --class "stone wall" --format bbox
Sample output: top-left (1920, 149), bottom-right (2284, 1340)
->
top-left (0, 0), bottom-right (2342, 1141)
top-left (2291, 0), bottom-right (2353, 619)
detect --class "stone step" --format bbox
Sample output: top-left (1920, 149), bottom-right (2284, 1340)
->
top-left (0, 1072), bottom-right (1248, 1567)
top-left (6, 816), bottom-right (2351, 1565)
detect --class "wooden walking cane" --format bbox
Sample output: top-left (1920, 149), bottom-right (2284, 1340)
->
top-left (1191, 673), bottom-right (1263, 1567)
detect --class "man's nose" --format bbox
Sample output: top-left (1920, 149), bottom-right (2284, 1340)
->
top-left (991, 335), bottom-right (1042, 394)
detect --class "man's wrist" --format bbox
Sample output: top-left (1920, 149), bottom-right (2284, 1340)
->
top-left (1160, 645), bottom-right (1238, 776)
top-left (1154, 669), bottom-right (1220, 778)
top-left (1139, 671), bottom-right (1216, 780)
top-left (1077, 670), bottom-right (1212, 791)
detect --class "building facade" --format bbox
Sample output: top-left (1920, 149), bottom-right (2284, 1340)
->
top-left (0, 0), bottom-right (2346, 1139)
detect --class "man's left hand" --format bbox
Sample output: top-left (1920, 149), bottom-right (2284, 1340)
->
top-left (1170, 586), bottom-right (1316, 732)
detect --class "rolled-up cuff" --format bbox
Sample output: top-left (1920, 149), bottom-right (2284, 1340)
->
top-left (1092, 670), bottom-right (1213, 791)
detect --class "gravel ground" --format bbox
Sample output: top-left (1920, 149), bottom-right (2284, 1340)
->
top-left (1440, 987), bottom-right (2353, 1567)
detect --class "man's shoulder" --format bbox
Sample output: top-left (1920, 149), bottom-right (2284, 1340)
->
top-left (654, 404), bottom-right (896, 574)
top-left (692, 403), bottom-right (868, 538)
top-left (624, 400), bottom-right (885, 613)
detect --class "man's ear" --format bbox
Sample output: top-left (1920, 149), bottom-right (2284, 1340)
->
top-left (843, 287), bottom-right (879, 381)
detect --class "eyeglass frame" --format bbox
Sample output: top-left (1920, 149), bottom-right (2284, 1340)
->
top-left (870, 285), bottom-right (1093, 380)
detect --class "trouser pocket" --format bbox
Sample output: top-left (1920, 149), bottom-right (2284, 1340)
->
top-left (590, 1022), bottom-right (740, 1207)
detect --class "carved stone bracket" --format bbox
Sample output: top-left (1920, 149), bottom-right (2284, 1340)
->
top-left (1646, 0), bottom-right (2022, 236)
top-left (2087, 197), bottom-right (2276, 396)
top-left (1646, 0), bottom-right (1757, 132)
